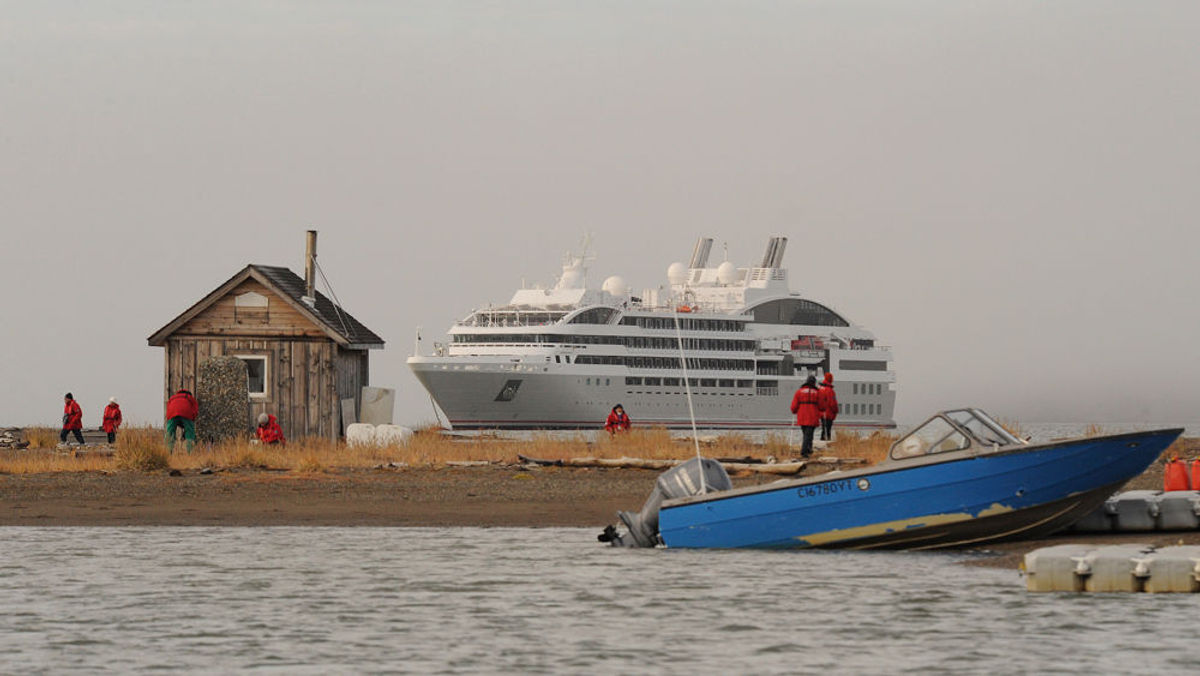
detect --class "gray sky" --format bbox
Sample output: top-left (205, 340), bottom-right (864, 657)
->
top-left (2, 1), bottom-right (1197, 428)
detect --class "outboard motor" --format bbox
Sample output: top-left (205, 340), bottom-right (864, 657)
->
top-left (599, 457), bottom-right (732, 547)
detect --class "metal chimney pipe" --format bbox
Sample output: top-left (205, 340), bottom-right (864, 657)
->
top-left (305, 230), bottom-right (318, 300)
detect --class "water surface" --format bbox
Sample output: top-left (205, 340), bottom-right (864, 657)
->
top-left (1, 527), bottom-right (1194, 673)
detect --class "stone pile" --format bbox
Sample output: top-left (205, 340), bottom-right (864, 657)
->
top-left (196, 356), bottom-right (251, 443)
top-left (0, 428), bottom-right (30, 449)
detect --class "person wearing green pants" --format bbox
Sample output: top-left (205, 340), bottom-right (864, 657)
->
top-left (165, 389), bottom-right (198, 453)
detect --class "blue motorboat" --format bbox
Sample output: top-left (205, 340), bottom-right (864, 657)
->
top-left (600, 409), bottom-right (1183, 550)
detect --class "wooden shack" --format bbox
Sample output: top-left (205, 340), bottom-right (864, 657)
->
top-left (147, 232), bottom-right (385, 440)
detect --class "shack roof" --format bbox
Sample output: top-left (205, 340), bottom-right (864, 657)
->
top-left (147, 264), bottom-right (385, 349)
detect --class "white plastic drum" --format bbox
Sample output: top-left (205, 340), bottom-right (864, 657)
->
top-left (374, 424), bottom-right (414, 447)
top-left (346, 423), bottom-right (377, 448)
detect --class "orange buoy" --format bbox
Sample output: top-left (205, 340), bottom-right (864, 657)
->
top-left (1191, 460), bottom-right (1200, 493)
top-left (1164, 458), bottom-right (1190, 491)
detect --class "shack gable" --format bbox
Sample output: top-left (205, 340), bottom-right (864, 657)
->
top-left (174, 278), bottom-right (327, 340)
top-left (148, 265), bottom-right (383, 349)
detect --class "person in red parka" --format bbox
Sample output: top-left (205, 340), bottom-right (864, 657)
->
top-left (790, 375), bottom-right (822, 458)
top-left (604, 404), bottom-right (631, 435)
top-left (60, 392), bottom-right (85, 445)
top-left (102, 397), bottom-right (123, 444)
top-left (817, 373), bottom-right (838, 442)
top-left (256, 413), bottom-right (286, 445)
top-left (165, 389), bottom-right (198, 453)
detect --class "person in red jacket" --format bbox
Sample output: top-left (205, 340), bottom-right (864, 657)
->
top-left (256, 413), bottom-right (286, 445)
top-left (60, 392), bottom-right (85, 445)
top-left (817, 373), bottom-right (838, 442)
top-left (102, 397), bottom-right (123, 444)
top-left (604, 404), bottom-right (631, 435)
top-left (165, 389), bottom-right (198, 453)
top-left (790, 375), bottom-right (822, 458)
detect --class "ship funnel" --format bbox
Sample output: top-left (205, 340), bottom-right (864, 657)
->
top-left (689, 237), bottom-right (714, 269)
top-left (760, 236), bottom-right (788, 268)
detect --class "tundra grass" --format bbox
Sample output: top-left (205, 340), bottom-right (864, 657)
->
top-left (7, 426), bottom-right (1193, 476)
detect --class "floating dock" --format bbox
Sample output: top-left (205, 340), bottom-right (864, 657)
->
top-left (1024, 544), bottom-right (1200, 593)
top-left (1069, 490), bottom-right (1200, 533)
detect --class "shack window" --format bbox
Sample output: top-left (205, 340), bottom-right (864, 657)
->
top-left (237, 355), bottom-right (268, 397)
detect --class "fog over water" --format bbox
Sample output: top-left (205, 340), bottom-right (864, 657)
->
top-left (2, 2), bottom-right (1197, 428)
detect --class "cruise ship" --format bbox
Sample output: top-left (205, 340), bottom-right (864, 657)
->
top-left (407, 237), bottom-right (896, 431)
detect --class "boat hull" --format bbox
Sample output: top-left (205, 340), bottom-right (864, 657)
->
top-left (658, 429), bottom-right (1183, 549)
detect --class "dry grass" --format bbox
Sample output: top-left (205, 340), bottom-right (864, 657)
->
top-left (114, 434), bottom-right (170, 472)
top-left (0, 450), bottom-right (114, 474)
top-left (0, 424), bottom-right (901, 474)
top-left (23, 427), bottom-right (60, 449)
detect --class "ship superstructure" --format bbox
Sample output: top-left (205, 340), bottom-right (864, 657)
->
top-left (407, 237), bottom-right (896, 430)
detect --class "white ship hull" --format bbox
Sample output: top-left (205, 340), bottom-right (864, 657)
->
top-left (410, 356), bottom-right (896, 430)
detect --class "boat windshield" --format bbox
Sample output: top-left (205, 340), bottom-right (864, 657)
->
top-left (944, 409), bottom-right (1021, 447)
top-left (889, 408), bottom-right (1019, 460)
top-left (891, 417), bottom-right (970, 459)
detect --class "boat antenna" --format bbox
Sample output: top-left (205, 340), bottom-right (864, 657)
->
top-left (673, 304), bottom-right (707, 494)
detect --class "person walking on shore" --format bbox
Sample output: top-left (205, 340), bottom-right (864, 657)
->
top-left (102, 397), bottom-right (122, 444)
top-left (817, 373), bottom-right (838, 442)
top-left (60, 393), bottom-right (85, 445)
top-left (790, 376), bottom-right (822, 458)
top-left (165, 389), bottom-right (198, 453)
top-left (604, 404), bottom-right (631, 435)
top-left (255, 413), bottom-right (286, 445)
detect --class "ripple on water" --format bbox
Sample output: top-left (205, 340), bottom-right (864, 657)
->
top-left (0, 527), bottom-right (1196, 673)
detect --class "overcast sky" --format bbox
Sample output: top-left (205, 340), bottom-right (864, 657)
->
top-left (2, 1), bottom-right (1197, 429)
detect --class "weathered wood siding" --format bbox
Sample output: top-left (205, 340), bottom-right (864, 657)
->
top-left (335, 347), bottom-right (371, 422)
top-left (173, 279), bottom-right (327, 340)
top-left (165, 338), bottom-right (343, 440)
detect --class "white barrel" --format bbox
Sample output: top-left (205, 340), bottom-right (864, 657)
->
top-left (346, 423), bottom-right (377, 448)
top-left (374, 424), bottom-right (414, 447)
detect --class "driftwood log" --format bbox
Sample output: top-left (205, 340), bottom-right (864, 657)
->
top-left (516, 454), bottom-right (808, 475)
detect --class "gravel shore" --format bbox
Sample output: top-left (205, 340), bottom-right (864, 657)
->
top-left (2, 439), bottom-right (1196, 569)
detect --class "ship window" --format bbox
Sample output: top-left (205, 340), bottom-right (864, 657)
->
top-left (586, 378), bottom-right (591, 386)
top-left (555, 356), bottom-right (561, 363)
top-left (664, 378), bottom-right (680, 386)
top-left (645, 377), bottom-right (661, 386)
top-left (626, 377), bottom-right (642, 385)
top-left (605, 378), bottom-right (610, 386)
top-left (749, 299), bottom-right (850, 327)
top-left (718, 379), bottom-right (734, 388)
top-left (841, 360), bottom-right (888, 372)
top-left (569, 307), bottom-right (617, 324)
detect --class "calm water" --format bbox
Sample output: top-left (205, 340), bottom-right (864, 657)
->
top-left (1, 528), bottom-right (1196, 674)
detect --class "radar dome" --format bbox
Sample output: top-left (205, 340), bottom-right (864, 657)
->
top-left (716, 261), bottom-right (737, 285)
top-left (602, 276), bottom-right (629, 297)
top-left (667, 262), bottom-right (687, 285)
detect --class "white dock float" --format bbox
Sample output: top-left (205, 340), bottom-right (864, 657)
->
top-left (1024, 545), bottom-right (1200, 593)
top-left (1109, 491), bottom-right (1161, 531)
top-left (1069, 490), bottom-right (1200, 533)
top-left (1157, 491), bottom-right (1200, 530)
